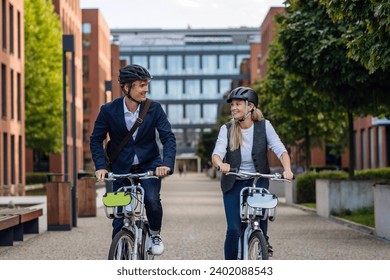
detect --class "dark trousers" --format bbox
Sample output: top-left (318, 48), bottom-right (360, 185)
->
top-left (222, 177), bottom-right (269, 260)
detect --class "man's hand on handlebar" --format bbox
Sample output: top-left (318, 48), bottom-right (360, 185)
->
top-left (155, 166), bottom-right (171, 177)
top-left (95, 169), bottom-right (108, 182)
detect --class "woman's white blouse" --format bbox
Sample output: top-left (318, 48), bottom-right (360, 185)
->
top-left (212, 120), bottom-right (287, 172)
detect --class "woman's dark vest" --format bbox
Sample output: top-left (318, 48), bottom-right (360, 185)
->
top-left (220, 120), bottom-right (270, 193)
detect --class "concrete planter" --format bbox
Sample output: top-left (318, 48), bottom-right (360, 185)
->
top-left (269, 180), bottom-right (285, 198)
top-left (284, 179), bottom-right (296, 205)
top-left (316, 179), bottom-right (374, 218)
top-left (373, 184), bottom-right (390, 240)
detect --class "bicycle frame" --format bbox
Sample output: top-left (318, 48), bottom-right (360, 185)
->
top-left (102, 171), bottom-right (157, 260)
top-left (228, 171), bottom-right (287, 260)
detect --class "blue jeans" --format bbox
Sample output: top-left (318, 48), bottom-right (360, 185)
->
top-left (223, 178), bottom-right (269, 260)
top-left (112, 177), bottom-right (162, 239)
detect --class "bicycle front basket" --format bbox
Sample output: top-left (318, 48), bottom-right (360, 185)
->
top-left (102, 191), bottom-right (131, 207)
top-left (246, 193), bottom-right (278, 209)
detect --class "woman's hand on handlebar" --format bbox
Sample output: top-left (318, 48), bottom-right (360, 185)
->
top-left (217, 163), bottom-right (231, 174)
top-left (95, 169), bottom-right (108, 182)
top-left (283, 170), bottom-right (294, 180)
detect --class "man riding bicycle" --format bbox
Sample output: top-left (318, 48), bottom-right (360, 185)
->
top-left (90, 64), bottom-right (176, 256)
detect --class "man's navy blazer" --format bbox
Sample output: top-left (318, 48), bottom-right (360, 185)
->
top-left (90, 97), bottom-right (176, 174)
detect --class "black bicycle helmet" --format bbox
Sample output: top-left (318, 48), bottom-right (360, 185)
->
top-left (227, 87), bottom-right (258, 108)
top-left (118, 64), bottom-right (153, 84)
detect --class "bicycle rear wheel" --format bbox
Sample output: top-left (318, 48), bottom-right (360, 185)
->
top-left (247, 230), bottom-right (268, 260)
top-left (108, 229), bottom-right (138, 260)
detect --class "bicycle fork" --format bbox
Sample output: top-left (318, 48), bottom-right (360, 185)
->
top-left (122, 217), bottom-right (140, 260)
top-left (239, 220), bottom-right (261, 260)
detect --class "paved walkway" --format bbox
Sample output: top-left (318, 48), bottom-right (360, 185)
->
top-left (0, 172), bottom-right (389, 260)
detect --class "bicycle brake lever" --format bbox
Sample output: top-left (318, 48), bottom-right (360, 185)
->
top-left (104, 172), bottom-right (116, 181)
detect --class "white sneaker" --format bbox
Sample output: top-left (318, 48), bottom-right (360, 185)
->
top-left (151, 234), bottom-right (164, 255)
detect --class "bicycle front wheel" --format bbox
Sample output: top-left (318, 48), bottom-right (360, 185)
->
top-left (247, 230), bottom-right (268, 260)
top-left (108, 230), bottom-right (137, 260)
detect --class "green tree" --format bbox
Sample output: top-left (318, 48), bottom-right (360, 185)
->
top-left (256, 38), bottom-right (347, 170)
top-left (276, 0), bottom-right (390, 177)
top-left (25, 0), bottom-right (63, 154)
top-left (320, 0), bottom-right (390, 74)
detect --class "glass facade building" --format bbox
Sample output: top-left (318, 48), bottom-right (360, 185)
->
top-left (111, 28), bottom-right (259, 155)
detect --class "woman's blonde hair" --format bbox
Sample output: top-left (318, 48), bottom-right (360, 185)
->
top-left (229, 107), bottom-right (264, 151)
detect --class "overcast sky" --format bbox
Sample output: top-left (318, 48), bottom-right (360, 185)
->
top-left (79, 0), bottom-right (286, 29)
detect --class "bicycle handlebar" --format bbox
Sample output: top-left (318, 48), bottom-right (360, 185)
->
top-left (227, 170), bottom-right (294, 182)
top-left (104, 171), bottom-right (159, 181)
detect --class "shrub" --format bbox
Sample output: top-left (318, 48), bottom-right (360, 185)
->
top-left (295, 171), bottom-right (348, 203)
top-left (295, 168), bottom-right (390, 204)
top-left (26, 172), bottom-right (48, 185)
top-left (354, 167), bottom-right (390, 183)
top-left (295, 172), bottom-right (319, 203)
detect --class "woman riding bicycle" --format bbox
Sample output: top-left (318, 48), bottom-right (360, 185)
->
top-left (211, 86), bottom-right (294, 260)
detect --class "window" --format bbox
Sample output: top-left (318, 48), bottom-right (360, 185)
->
top-left (184, 80), bottom-right (200, 99)
top-left (82, 23), bottom-right (91, 49)
top-left (236, 54), bottom-right (249, 71)
top-left (185, 104), bottom-right (200, 123)
top-left (19, 135), bottom-right (22, 182)
top-left (369, 127), bottom-right (375, 168)
top-left (3, 133), bottom-right (8, 184)
top-left (149, 55), bottom-right (165, 75)
top-left (149, 80), bottom-right (165, 99)
top-left (1, 64), bottom-right (6, 118)
top-left (9, 4), bottom-right (14, 54)
top-left (361, 129), bottom-right (366, 169)
top-left (17, 72), bottom-right (21, 121)
top-left (185, 55), bottom-right (200, 74)
top-left (167, 55), bottom-right (182, 75)
top-left (167, 104), bottom-right (183, 124)
top-left (202, 55), bottom-right (217, 74)
top-left (2, 0), bottom-right (6, 50)
top-left (219, 55), bottom-right (235, 74)
top-left (220, 79), bottom-right (232, 95)
top-left (11, 135), bottom-right (15, 184)
top-left (132, 55), bottom-right (148, 67)
top-left (82, 56), bottom-right (89, 82)
top-left (83, 120), bottom-right (90, 145)
top-left (378, 128), bottom-right (383, 167)
top-left (167, 80), bottom-right (182, 99)
top-left (17, 11), bottom-right (21, 58)
top-left (10, 69), bottom-right (14, 119)
top-left (203, 104), bottom-right (217, 123)
top-left (202, 80), bottom-right (218, 99)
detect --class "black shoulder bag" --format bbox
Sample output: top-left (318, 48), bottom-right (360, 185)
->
top-left (105, 99), bottom-right (152, 171)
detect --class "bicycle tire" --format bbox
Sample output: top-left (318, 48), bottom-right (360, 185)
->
top-left (108, 229), bottom-right (138, 260)
top-left (136, 221), bottom-right (154, 260)
top-left (247, 230), bottom-right (268, 260)
top-left (141, 227), bottom-right (154, 260)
